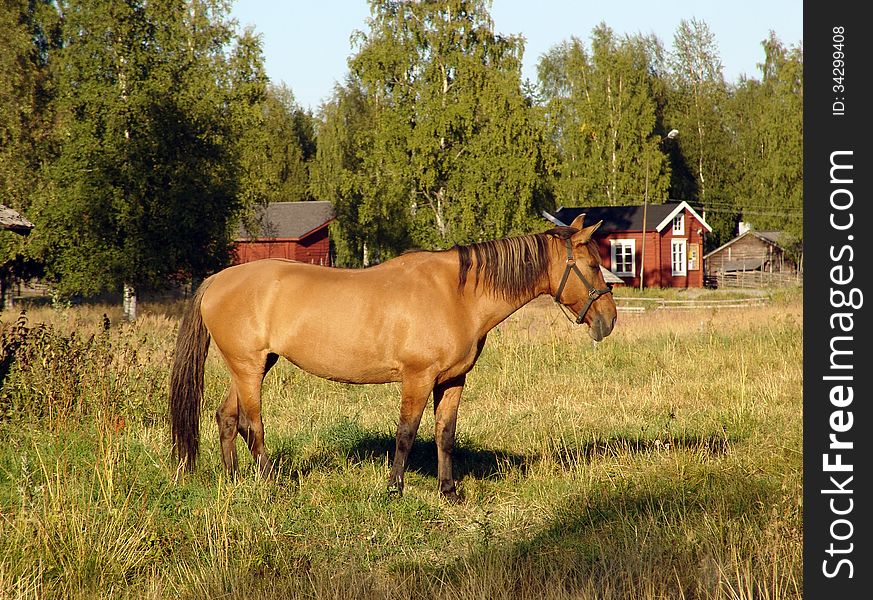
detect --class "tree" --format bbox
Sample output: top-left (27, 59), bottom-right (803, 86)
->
top-left (729, 33), bottom-right (803, 244)
top-left (538, 25), bottom-right (670, 207)
top-left (0, 0), bottom-right (58, 285)
top-left (312, 77), bottom-right (412, 266)
top-left (26, 0), bottom-right (267, 318)
top-left (342, 0), bottom-right (548, 251)
top-left (262, 84), bottom-right (317, 204)
top-left (666, 18), bottom-right (735, 247)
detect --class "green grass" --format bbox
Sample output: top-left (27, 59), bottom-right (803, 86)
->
top-left (0, 291), bottom-right (802, 599)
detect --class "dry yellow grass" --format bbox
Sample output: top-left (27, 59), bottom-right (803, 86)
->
top-left (0, 289), bottom-right (802, 599)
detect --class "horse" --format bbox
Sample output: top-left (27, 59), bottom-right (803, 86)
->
top-left (169, 213), bottom-right (617, 502)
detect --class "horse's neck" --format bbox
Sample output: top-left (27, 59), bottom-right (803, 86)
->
top-left (468, 282), bottom-right (548, 336)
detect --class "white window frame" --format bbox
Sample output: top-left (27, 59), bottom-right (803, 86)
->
top-left (671, 239), bottom-right (687, 276)
top-left (610, 239), bottom-right (636, 277)
top-left (672, 213), bottom-right (685, 236)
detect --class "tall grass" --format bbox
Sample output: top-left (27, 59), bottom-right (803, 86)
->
top-left (0, 291), bottom-right (802, 599)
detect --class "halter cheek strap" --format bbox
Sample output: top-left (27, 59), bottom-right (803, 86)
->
top-left (554, 239), bottom-right (613, 325)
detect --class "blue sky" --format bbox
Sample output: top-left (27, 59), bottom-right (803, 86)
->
top-left (229, 1), bottom-right (802, 112)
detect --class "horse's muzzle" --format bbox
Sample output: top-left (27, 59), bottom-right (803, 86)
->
top-left (588, 314), bottom-right (616, 342)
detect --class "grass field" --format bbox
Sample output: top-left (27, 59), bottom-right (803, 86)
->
top-left (0, 287), bottom-right (802, 599)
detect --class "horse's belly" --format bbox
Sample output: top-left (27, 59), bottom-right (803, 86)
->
top-left (271, 322), bottom-right (402, 384)
top-left (285, 352), bottom-right (401, 384)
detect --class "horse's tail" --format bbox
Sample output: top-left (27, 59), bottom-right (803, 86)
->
top-left (169, 277), bottom-right (214, 470)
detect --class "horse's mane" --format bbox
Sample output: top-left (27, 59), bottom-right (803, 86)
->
top-left (455, 227), bottom-right (575, 301)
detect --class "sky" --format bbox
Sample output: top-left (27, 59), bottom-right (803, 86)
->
top-left (229, 1), bottom-right (803, 113)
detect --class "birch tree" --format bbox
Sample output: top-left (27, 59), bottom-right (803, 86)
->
top-left (345, 0), bottom-right (547, 250)
top-left (28, 0), bottom-right (266, 316)
top-left (730, 33), bottom-right (803, 242)
top-left (666, 18), bottom-right (734, 245)
top-left (538, 25), bottom-right (670, 207)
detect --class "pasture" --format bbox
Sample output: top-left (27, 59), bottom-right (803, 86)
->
top-left (0, 288), bottom-right (802, 599)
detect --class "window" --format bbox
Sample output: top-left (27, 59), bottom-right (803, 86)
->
top-left (672, 213), bottom-right (685, 235)
top-left (610, 239), bottom-right (636, 276)
top-left (671, 239), bottom-right (687, 276)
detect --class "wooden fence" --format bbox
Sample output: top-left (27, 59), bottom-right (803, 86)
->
top-left (706, 270), bottom-right (803, 289)
top-left (616, 297), bottom-right (769, 313)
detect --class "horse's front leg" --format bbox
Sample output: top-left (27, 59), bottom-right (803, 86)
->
top-left (433, 375), bottom-right (466, 503)
top-left (387, 374), bottom-right (434, 497)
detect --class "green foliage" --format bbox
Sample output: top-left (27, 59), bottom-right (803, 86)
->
top-left (18, 0), bottom-right (270, 296)
top-left (728, 33), bottom-right (803, 244)
top-left (0, 0), bottom-right (58, 278)
top-left (312, 78), bottom-right (412, 266)
top-left (664, 18), bottom-right (737, 247)
top-left (538, 25), bottom-right (671, 207)
top-left (263, 84), bottom-right (318, 203)
top-left (534, 18), bottom-right (802, 254)
top-left (315, 0), bottom-right (549, 265)
top-left (0, 1), bottom-right (805, 288)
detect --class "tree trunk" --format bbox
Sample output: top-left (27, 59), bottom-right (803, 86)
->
top-left (123, 283), bottom-right (137, 321)
top-left (0, 277), bottom-right (12, 312)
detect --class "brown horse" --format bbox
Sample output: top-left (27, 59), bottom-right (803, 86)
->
top-left (169, 214), bottom-right (616, 502)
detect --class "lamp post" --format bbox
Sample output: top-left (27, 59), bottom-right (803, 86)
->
top-left (639, 128), bottom-right (678, 291)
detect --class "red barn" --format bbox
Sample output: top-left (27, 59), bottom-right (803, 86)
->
top-left (544, 201), bottom-right (712, 288)
top-left (234, 201), bottom-right (335, 266)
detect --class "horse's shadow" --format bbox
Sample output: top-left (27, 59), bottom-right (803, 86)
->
top-left (352, 434), bottom-right (531, 481)
top-left (268, 421), bottom-right (735, 484)
top-left (269, 428), bottom-right (530, 482)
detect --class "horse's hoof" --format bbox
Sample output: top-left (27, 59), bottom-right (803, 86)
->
top-left (441, 490), bottom-right (463, 504)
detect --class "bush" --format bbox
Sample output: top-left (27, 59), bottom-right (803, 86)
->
top-left (0, 311), bottom-right (166, 427)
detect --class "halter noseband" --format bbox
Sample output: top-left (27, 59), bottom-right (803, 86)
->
top-left (554, 238), bottom-right (613, 325)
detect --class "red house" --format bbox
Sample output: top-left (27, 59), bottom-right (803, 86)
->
top-left (543, 201), bottom-right (712, 288)
top-left (234, 201), bottom-right (335, 266)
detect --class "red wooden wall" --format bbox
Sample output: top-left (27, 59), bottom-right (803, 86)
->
top-left (233, 226), bottom-right (331, 266)
top-left (594, 207), bottom-right (706, 288)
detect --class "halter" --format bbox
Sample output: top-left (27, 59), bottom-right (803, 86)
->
top-left (554, 238), bottom-right (613, 325)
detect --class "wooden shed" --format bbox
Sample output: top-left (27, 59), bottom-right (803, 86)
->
top-left (0, 204), bottom-right (34, 234)
top-left (544, 200), bottom-right (712, 289)
top-left (703, 229), bottom-right (801, 288)
top-left (1, 204), bottom-right (35, 310)
top-left (234, 201), bottom-right (335, 266)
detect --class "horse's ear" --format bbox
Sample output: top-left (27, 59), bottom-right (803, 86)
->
top-left (572, 220), bottom-right (603, 244)
top-left (569, 213), bottom-right (586, 230)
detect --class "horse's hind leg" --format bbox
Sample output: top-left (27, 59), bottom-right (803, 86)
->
top-left (215, 382), bottom-right (240, 474)
top-left (233, 353), bottom-right (279, 478)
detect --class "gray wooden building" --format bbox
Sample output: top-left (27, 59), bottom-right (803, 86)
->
top-left (703, 229), bottom-right (801, 288)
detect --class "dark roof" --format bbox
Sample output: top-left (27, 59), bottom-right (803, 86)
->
top-left (546, 201), bottom-right (709, 234)
top-left (753, 230), bottom-right (787, 246)
top-left (0, 204), bottom-right (34, 234)
top-left (238, 201), bottom-right (334, 240)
